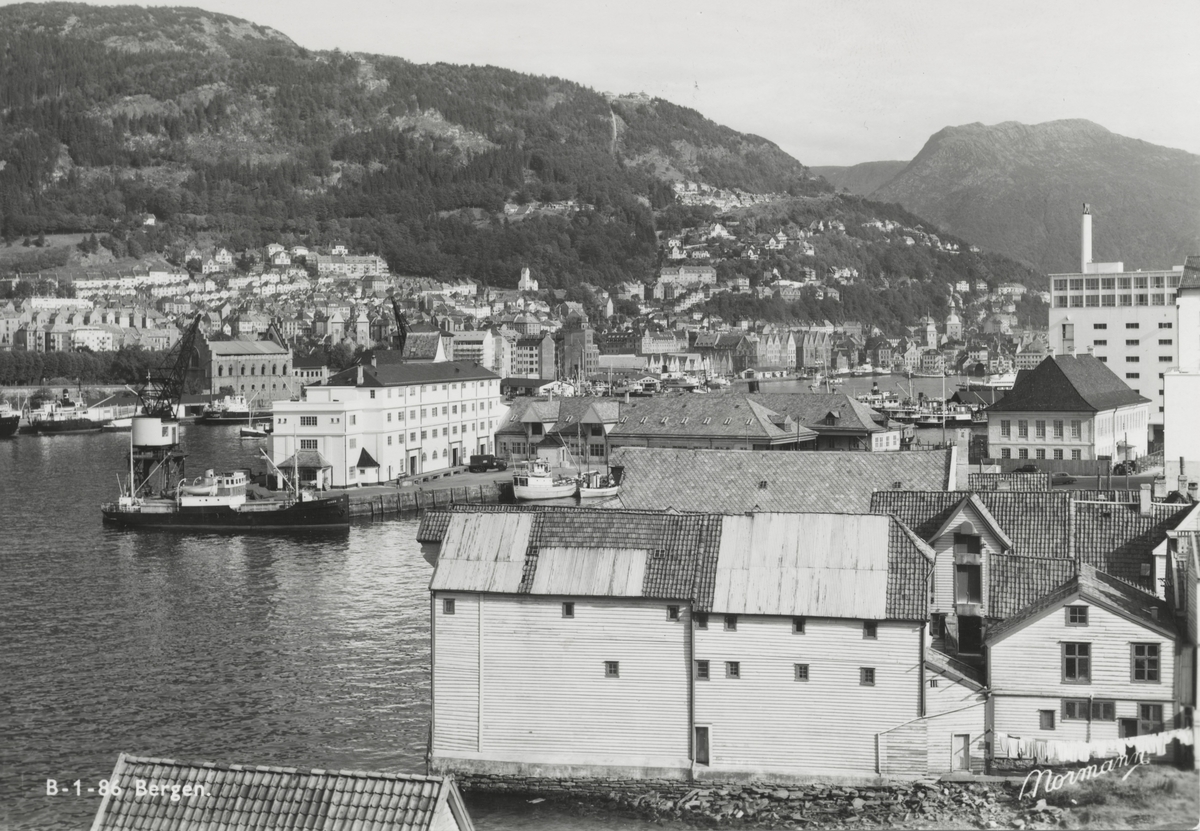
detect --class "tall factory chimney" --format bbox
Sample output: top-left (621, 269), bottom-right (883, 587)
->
top-left (1081, 203), bottom-right (1092, 273)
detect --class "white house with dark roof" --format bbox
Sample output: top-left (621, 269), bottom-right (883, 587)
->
top-left (987, 565), bottom-right (1177, 750)
top-left (270, 360), bottom-right (501, 486)
top-left (426, 508), bottom-right (936, 782)
top-left (986, 354), bottom-right (1151, 465)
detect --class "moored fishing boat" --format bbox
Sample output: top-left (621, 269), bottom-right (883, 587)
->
top-left (197, 394), bottom-right (270, 424)
top-left (577, 468), bottom-right (621, 499)
top-left (22, 389), bottom-right (111, 434)
top-left (512, 459), bottom-right (578, 500)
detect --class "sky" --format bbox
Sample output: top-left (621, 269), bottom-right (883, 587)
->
top-left (11, 0), bottom-right (1200, 166)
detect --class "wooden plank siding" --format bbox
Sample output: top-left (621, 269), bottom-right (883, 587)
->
top-left (930, 510), bottom-right (1002, 617)
top-left (923, 703), bottom-right (987, 774)
top-left (878, 721), bottom-right (926, 776)
top-left (433, 593), bottom-right (690, 768)
top-left (433, 594), bottom-right (480, 753)
top-left (990, 598), bottom-right (1176, 739)
top-left (693, 616), bottom-right (923, 775)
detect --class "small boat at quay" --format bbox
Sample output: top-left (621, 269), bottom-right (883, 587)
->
top-left (577, 468), bottom-right (621, 499)
top-left (512, 459), bottom-right (578, 500)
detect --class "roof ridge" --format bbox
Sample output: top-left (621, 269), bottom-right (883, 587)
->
top-left (114, 755), bottom-right (450, 781)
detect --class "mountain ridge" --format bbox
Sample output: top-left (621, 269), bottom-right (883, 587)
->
top-left (864, 119), bottom-right (1200, 273)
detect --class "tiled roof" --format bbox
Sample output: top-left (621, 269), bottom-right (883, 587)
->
top-left (748, 392), bottom-right (882, 434)
top-left (611, 447), bottom-right (953, 513)
top-left (401, 331), bottom-right (444, 360)
top-left (609, 395), bottom-right (815, 442)
top-left (987, 354), bottom-right (1149, 413)
top-left (426, 508), bottom-right (927, 620)
top-left (326, 361), bottom-right (497, 388)
top-left (967, 472), bottom-right (1051, 492)
top-left (416, 503), bottom-right (650, 544)
top-left (276, 450), bottom-right (333, 470)
top-left (206, 338), bottom-right (289, 355)
top-left (987, 564), bottom-right (1175, 644)
top-left (91, 754), bottom-right (472, 831)
top-left (870, 490), bottom-right (1071, 559)
top-left (1071, 500), bottom-right (1190, 589)
top-left (988, 553), bottom-right (1077, 618)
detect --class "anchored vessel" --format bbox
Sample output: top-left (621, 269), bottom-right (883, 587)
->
top-left (577, 468), bottom-right (621, 499)
top-left (0, 400), bottom-right (19, 438)
top-left (512, 459), bottom-right (578, 500)
top-left (22, 389), bottom-right (110, 434)
top-left (100, 315), bottom-right (349, 532)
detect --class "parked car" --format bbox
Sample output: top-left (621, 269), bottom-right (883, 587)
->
top-left (468, 454), bottom-right (508, 473)
top-left (1051, 472), bottom-right (1077, 485)
top-left (1113, 461), bottom-right (1138, 476)
top-left (1015, 464), bottom-right (1040, 473)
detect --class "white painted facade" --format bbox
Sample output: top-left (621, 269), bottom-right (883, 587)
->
top-left (989, 597), bottom-right (1175, 742)
top-left (270, 366), bottom-right (503, 486)
top-left (693, 615), bottom-right (922, 776)
top-left (987, 404), bottom-right (1149, 463)
top-left (432, 594), bottom-right (690, 771)
top-left (1049, 268), bottom-right (1184, 426)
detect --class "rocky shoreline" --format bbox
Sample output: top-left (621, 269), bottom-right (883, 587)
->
top-left (543, 780), bottom-right (1070, 829)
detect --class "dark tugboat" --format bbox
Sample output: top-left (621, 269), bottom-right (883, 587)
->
top-left (101, 316), bottom-right (349, 533)
top-left (0, 399), bottom-right (19, 438)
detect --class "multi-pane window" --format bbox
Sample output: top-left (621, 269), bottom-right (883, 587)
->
top-left (1126, 339), bottom-right (1140, 346)
top-left (1001, 420), bottom-right (1011, 438)
top-left (955, 564), bottom-right (982, 603)
top-left (300, 439), bottom-right (318, 450)
top-left (794, 663), bottom-right (809, 681)
top-left (725, 661), bottom-right (740, 679)
top-left (1131, 643), bottom-right (1160, 682)
top-left (1018, 449), bottom-right (1029, 459)
top-left (695, 660), bottom-right (710, 680)
top-left (1018, 420), bottom-right (1028, 438)
top-left (1071, 420), bottom-right (1081, 438)
top-left (604, 661), bottom-right (620, 678)
top-left (1036, 420), bottom-right (1046, 438)
top-left (1062, 699), bottom-right (1088, 720)
top-left (860, 668), bottom-right (875, 686)
top-left (1053, 449), bottom-right (1063, 460)
top-left (1036, 449), bottom-right (1046, 460)
top-left (1066, 606), bottom-right (1088, 625)
top-left (1139, 703), bottom-right (1163, 733)
top-left (1092, 700), bottom-right (1115, 721)
top-left (300, 416), bottom-right (317, 426)
top-left (723, 615), bottom-right (738, 631)
top-left (442, 598), bottom-right (455, 615)
top-left (1001, 449), bottom-right (1011, 459)
top-left (1063, 642), bottom-right (1090, 682)
top-left (1071, 449), bottom-right (1082, 460)
top-left (666, 605), bottom-right (680, 620)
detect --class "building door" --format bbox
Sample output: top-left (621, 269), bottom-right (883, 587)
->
top-left (408, 455), bottom-right (417, 476)
top-left (452, 447), bottom-right (459, 467)
top-left (694, 726), bottom-right (710, 766)
top-left (952, 734), bottom-right (970, 771)
top-left (1119, 718), bottom-right (1139, 739)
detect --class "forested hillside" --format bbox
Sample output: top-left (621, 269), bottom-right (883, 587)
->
top-left (0, 3), bottom-right (1048, 331)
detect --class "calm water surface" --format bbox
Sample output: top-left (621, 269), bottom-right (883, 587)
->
top-left (0, 426), bottom-right (684, 830)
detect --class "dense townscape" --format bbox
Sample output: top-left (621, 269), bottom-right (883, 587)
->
top-left (1, 4), bottom-right (1196, 831)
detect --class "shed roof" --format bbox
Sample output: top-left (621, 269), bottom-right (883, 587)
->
top-left (610, 447), bottom-right (953, 513)
top-left (90, 753), bottom-right (472, 831)
top-left (428, 508), bottom-right (930, 619)
top-left (608, 395), bottom-right (816, 443)
top-left (748, 392), bottom-right (883, 434)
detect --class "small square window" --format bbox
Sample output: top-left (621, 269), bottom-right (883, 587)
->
top-left (725, 661), bottom-right (740, 679)
top-left (723, 614), bottom-right (738, 631)
top-left (792, 617), bottom-right (806, 634)
top-left (695, 660), bottom-right (710, 680)
top-left (860, 667), bottom-right (875, 686)
top-left (1066, 606), bottom-right (1088, 626)
top-left (794, 663), bottom-right (809, 681)
top-left (1092, 700), bottom-right (1115, 721)
top-left (863, 621), bottom-right (877, 639)
top-left (694, 613), bottom-right (708, 629)
top-left (604, 661), bottom-right (619, 678)
top-left (1040, 710), bottom-right (1056, 730)
top-left (562, 602), bottom-right (575, 618)
top-left (442, 598), bottom-right (455, 615)
top-left (667, 605), bottom-right (680, 621)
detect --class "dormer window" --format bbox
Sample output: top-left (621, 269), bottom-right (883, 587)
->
top-left (953, 531), bottom-right (982, 555)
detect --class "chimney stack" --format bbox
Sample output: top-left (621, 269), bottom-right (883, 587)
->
top-left (1139, 483), bottom-right (1152, 517)
top-left (1081, 203), bottom-right (1092, 273)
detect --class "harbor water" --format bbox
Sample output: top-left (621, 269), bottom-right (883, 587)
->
top-left (0, 425), bottom-right (685, 830)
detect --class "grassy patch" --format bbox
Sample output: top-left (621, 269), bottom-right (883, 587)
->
top-left (1040, 766), bottom-right (1198, 829)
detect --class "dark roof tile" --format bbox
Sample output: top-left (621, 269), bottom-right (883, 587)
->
top-left (986, 354), bottom-right (1148, 413)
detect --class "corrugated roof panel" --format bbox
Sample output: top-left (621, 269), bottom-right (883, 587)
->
top-left (712, 514), bottom-right (889, 618)
top-left (431, 513), bottom-right (533, 592)
top-left (529, 547), bottom-right (648, 596)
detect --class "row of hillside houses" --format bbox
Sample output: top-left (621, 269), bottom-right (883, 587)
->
top-left (415, 458), bottom-right (1198, 782)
